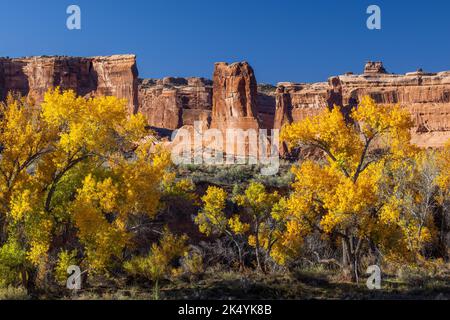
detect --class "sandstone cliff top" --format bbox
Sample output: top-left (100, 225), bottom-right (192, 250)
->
top-left (139, 77), bottom-right (213, 89)
top-left (0, 54), bottom-right (136, 61)
top-left (2, 55), bottom-right (450, 88)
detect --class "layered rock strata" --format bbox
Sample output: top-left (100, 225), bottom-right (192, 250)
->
top-left (210, 62), bottom-right (260, 131)
top-left (1, 57), bottom-right (449, 148)
top-left (138, 77), bottom-right (212, 130)
top-left (273, 62), bottom-right (450, 148)
top-left (0, 55), bottom-right (139, 113)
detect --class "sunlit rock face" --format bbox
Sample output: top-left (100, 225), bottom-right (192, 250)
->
top-left (210, 62), bottom-right (261, 132)
top-left (0, 54), bottom-right (139, 114)
top-left (338, 66), bottom-right (450, 148)
top-left (272, 62), bottom-right (450, 148)
top-left (138, 77), bottom-right (212, 130)
top-left (1, 57), bottom-right (449, 148)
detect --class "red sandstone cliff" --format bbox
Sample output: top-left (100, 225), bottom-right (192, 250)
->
top-left (272, 62), bottom-right (450, 148)
top-left (339, 67), bottom-right (450, 147)
top-left (138, 77), bottom-right (212, 130)
top-left (210, 62), bottom-right (260, 131)
top-left (0, 55), bottom-right (138, 114)
top-left (1, 56), bottom-right (449, 148)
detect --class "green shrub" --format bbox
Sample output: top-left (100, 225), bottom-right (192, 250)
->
top-left (124, 228), bottom-right (188, 282)
top-left (0, 241), bottom-right (27, 287)
top-left (55, 250), bottom-right (78, 284)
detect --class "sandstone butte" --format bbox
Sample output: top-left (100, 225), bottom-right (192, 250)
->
top-left (1, 55), bottom-right (449, 150)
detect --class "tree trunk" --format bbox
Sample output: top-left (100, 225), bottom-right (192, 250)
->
top-left (342, 238), bottom-right (349, 266)
top-left (342, 237), bottom-right (359, 282)
top-left (25, 268), bottom-right (38, 295)
top-left (231, 237), bottom-right (243, 271)
top-left (254, 223), bottom-right (262, 272)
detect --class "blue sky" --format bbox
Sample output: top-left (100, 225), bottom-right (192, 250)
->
top-left (1, 0), bottom-right (449, 84)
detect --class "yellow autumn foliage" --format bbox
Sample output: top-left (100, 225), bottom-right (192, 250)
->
top-left (0, 88), bottom-right (169, 279)
top-left (195, 186), bottom-right (228, 236)
top-left (280, 96), bottom-right (435, 268)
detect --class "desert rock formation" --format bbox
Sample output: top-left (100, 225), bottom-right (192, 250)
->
top-left (138, 77), bottom-right (212, 130)
top-left (1, 57), bottom-right (449, 148)
top-left (272, 62), bottom-right (450, 148)
top-left (210, 62), bottom-right (260, 131)
top-left (0, 55), bottom-right (138, 113)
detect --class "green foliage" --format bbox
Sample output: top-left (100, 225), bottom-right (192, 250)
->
top-left (0, 241), bottom-right (27, 287)
top-left (55, 250), bottom-right (78, 284)
top-left (195, 186), bottom-right (229, 236)
top-left (124, 228), bottom-right (188, 282)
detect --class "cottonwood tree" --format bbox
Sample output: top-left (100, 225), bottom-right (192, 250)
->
top-left (196, 183), bottom-right (281, 272)
top-left (280, 96), bottom-right (435, 281)
top-left (436, 141), bottom-right (450, 255)
top-left (233, 182), bottom-right (281, 272)
top-left (195, 186), bottom-right (249, 269)
top-left (0, 89), bottom-right (169, 288)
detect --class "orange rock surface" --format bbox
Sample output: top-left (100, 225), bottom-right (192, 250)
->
top-left (1, 57), bottom-right (449, 148)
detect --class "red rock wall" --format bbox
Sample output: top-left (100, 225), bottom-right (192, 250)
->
top-left (1, 56), bottom-right (449, 148)
top-left (257, 84), bottom-right (277, 129)
top-left (0, 55), bottom-right (138, 114)
top-left (91, 55), bottom-right (139, 114)
top-left (138, 77), bottom-right (212, 130)
top-left (338, 71), bottom-right (450, 147)
top-left (273, 65), bottom-right (450, 148)
top-left (210, 62), bottom-right (260, 131)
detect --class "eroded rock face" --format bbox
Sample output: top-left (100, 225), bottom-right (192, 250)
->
top-left (0, 58), bottom-right (30, 100)
top-left (364, 61), bottom-right (387, 75)
top-left (210, 62), bottom-right (260, 131)
top-left (274, 85), bottom-right (293, 130)
top-left (1, 56), bottom-right (449, 149)
top-left (274, 81), bottom-right (329, 123)
top-left (138, 77), bottom-right (212, 130)
top-left (274, 86), bottom-right (293, 155)
top-left (137, 72), bottom-right (275, 132)
top-left (272, 64), bottom-right (450, 148)
top-left (92, 55), bottom-right (139, 114)
top-left (338, 70), bottom-right (450, 147)
top-left (327, 76), bottom-right (343, 110)
top-left (0, 55), bottom-right (139, 113)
